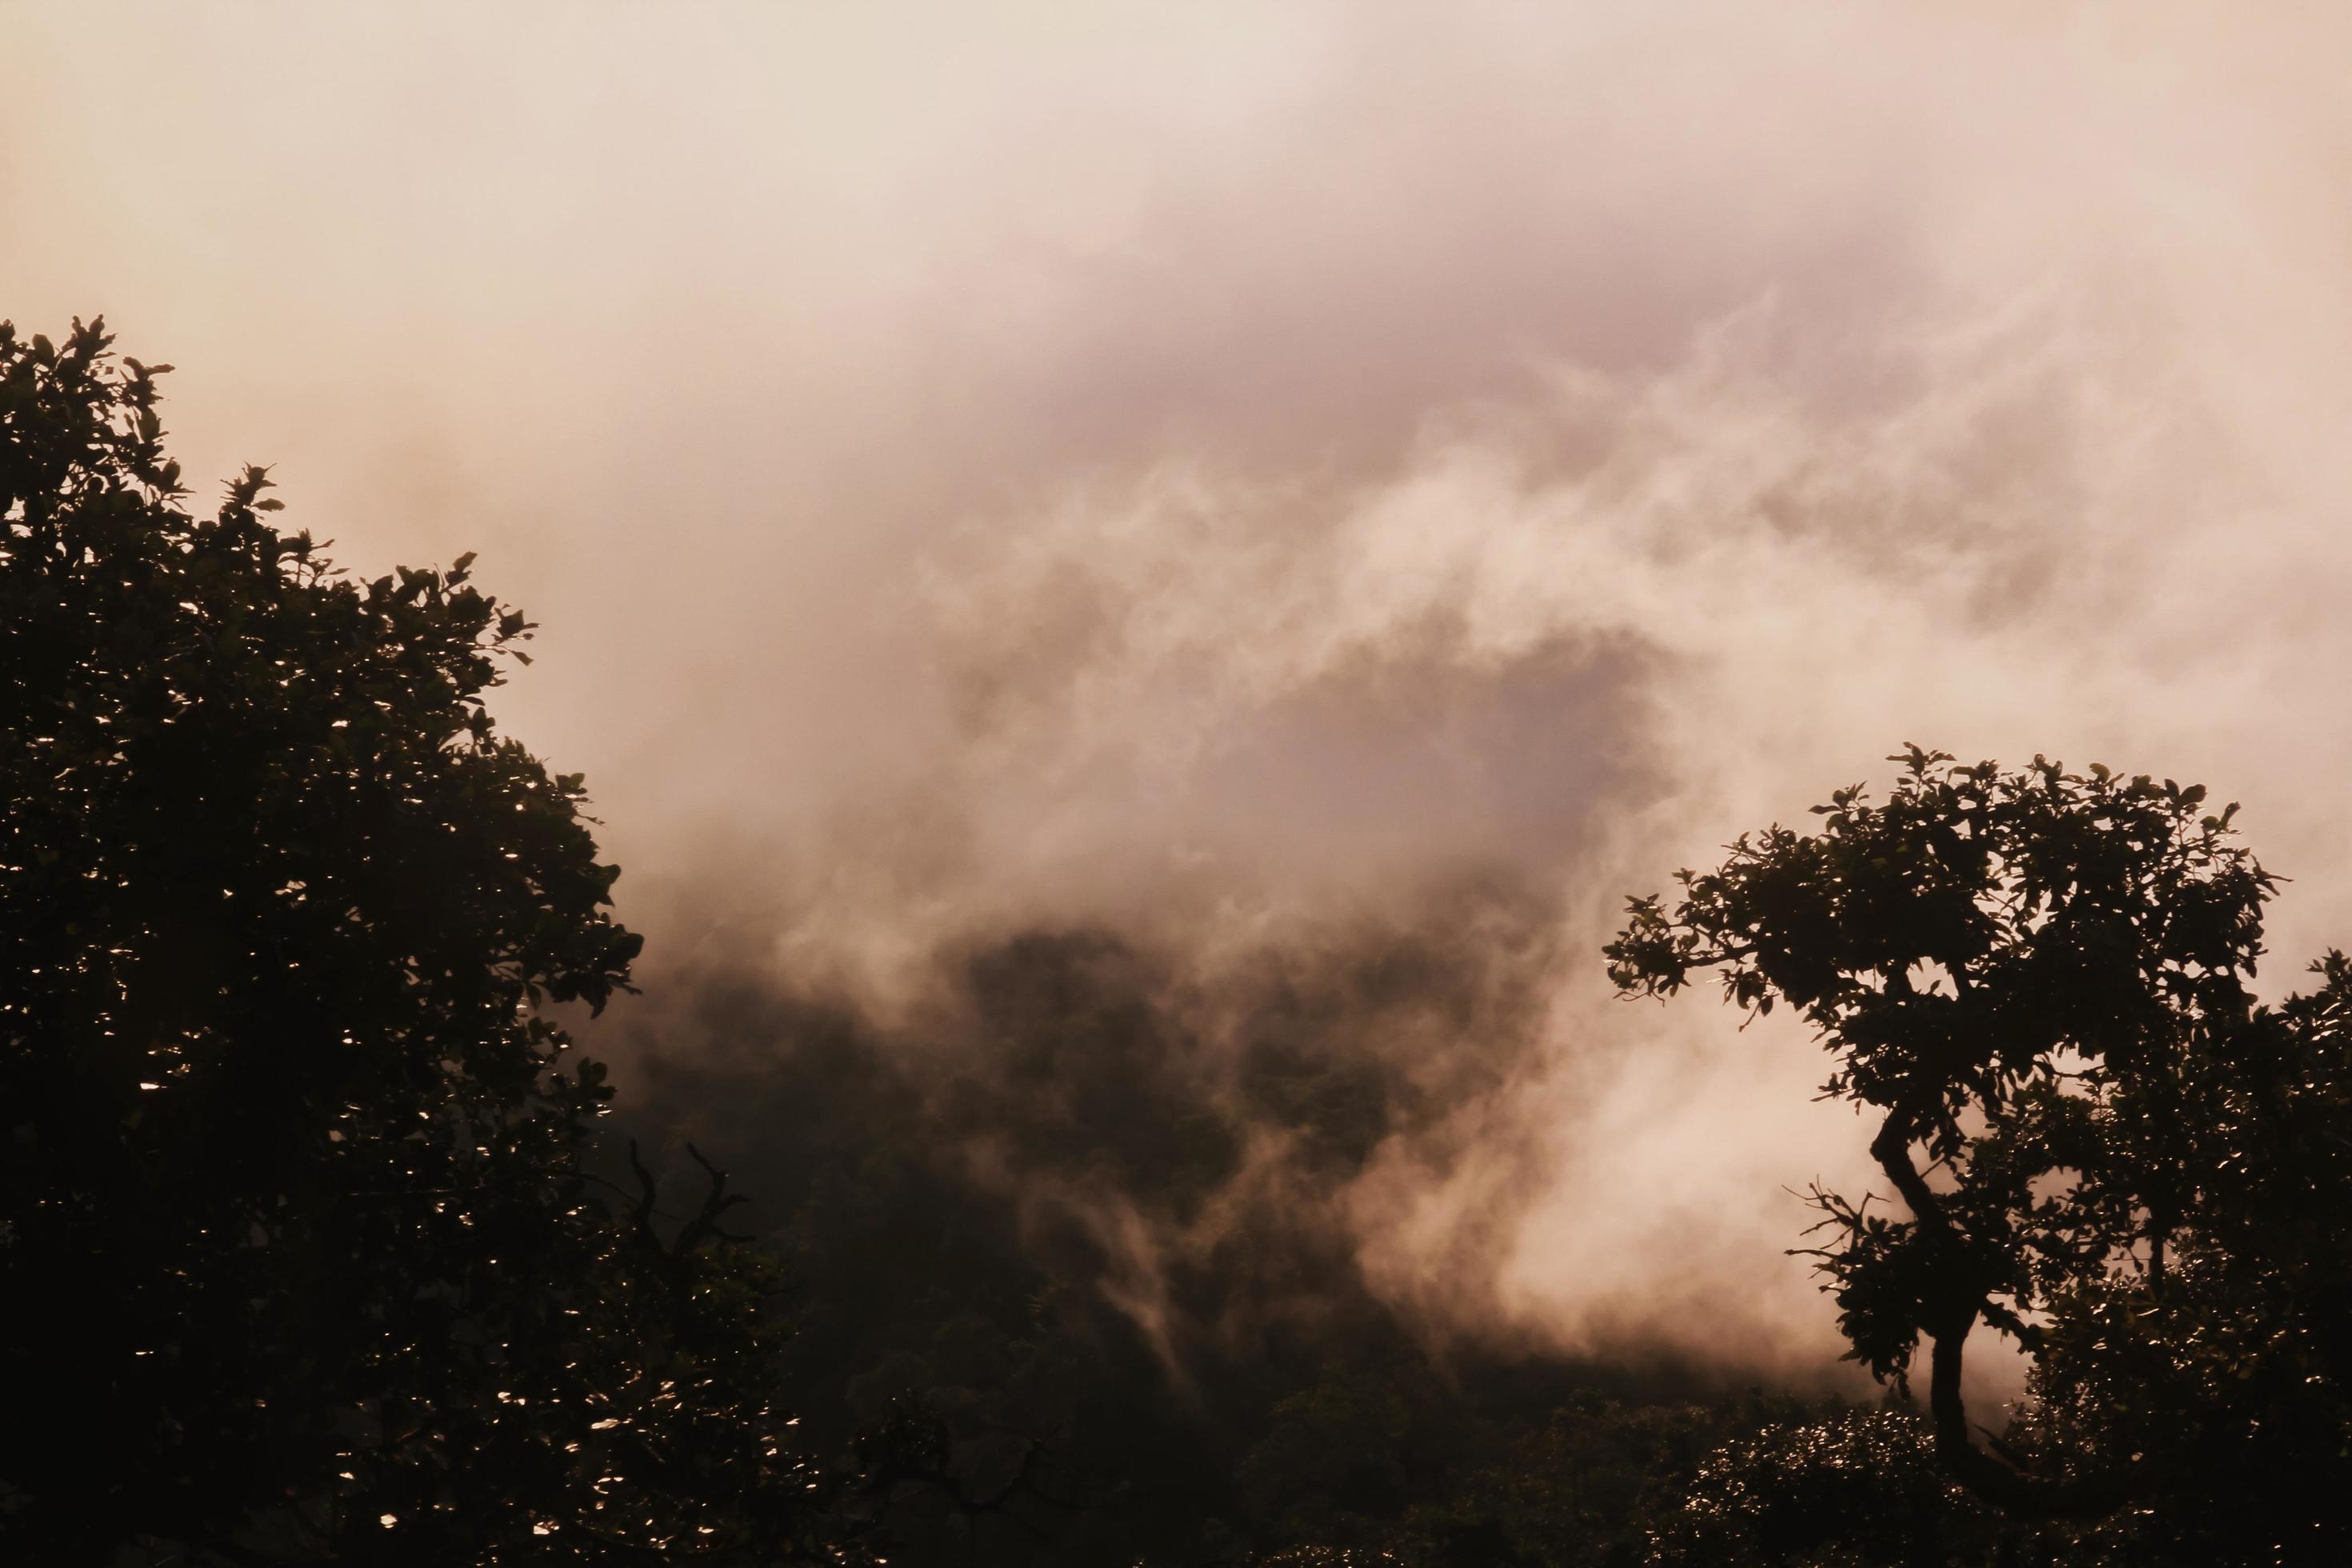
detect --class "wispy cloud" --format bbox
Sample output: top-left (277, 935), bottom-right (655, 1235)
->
top-left (13, 0), bottom-right (2352, 1374)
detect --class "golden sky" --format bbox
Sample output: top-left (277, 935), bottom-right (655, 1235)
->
top-left (11, 0), bottom-right (2352, 1376)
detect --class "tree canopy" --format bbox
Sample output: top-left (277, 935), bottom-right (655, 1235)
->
top-left (1609, 746), bottom-right (2352, 1561)
top-left (0, 318), bottom-right (858, 1563)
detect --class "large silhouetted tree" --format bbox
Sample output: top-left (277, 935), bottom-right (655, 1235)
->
top-left (1608, 746), bottom-right (2352, 1562)
top-left (0, 319), bottom-right (862, 1563)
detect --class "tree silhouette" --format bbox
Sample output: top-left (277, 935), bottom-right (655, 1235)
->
top-left (0, 319), bottom-right (862, 1563)
top-left (1609, 746), bottom-right (2352, 1559)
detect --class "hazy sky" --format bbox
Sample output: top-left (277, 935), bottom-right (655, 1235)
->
top-left (11, 1), bottom-right (2352, 1376)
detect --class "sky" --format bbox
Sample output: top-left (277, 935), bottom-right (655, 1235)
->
top-left (10, 0), bottom-right (2352, 1382)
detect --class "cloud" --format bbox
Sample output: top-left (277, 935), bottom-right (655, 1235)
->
top-left (12, 0), bottom-right (2352, 1377)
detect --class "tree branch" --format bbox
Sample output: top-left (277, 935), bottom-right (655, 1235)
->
top-left (1975, 1295), bottom-right (2046, 1354)
top-left (1874, 1108), bottom-right (2138, 1520)
top-left (626, 1138), bottom-right (660, 1247)
top-left (671, 1143), bottom-right (751, 1255)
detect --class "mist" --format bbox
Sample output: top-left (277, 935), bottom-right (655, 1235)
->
top-left (12, 0), bottom-right (2352, 1390)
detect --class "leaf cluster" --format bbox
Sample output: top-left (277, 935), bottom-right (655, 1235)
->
top-left (0, 319), bottom-right (861, 1563)
top-left (1608, 746), bottom-right (2352, 1552)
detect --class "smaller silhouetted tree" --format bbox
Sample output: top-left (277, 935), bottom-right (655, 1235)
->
top-left (0, 319), bottom-right (866, 1563)
top-left (1608, 747), bottom-right (2352, 1562)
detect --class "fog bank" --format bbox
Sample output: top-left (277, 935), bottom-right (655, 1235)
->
top-left (10, 0), bottom-right (2352, 1374)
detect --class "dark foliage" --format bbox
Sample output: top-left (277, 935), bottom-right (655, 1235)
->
top-left (1609, 746), bottom-right (2352, 1562)
top-left (606, 925), bottom-right (1546, 1565)
top-left (605, 920), bottom-right (1870, 1566)
top-left (0, 320), bottom-right (860, 1563)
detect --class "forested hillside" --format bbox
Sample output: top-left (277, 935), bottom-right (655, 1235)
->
top-left (10, 322), bottom-right (2350, 1565)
